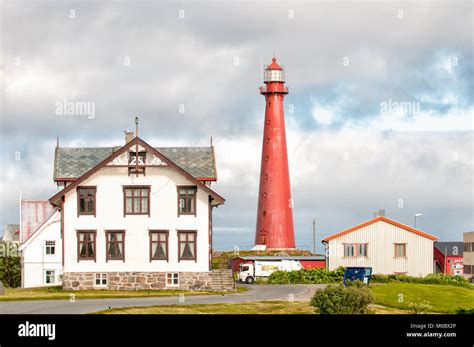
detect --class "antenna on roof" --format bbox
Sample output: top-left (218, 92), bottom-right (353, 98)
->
top-left (56, 137), bottom-right (59, 148)
top-left (210, 136), bottom-right (213, 147)
top-left (135, 117), bottom-right (139, 138)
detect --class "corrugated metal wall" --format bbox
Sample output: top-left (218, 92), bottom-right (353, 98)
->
top-left (328, 220), bottom-right (434, 277)
top-left (20, 200), bottom-right (55, 243)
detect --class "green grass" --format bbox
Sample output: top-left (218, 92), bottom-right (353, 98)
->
top-left (94, 301), bottom-right (315, 314)
top-left (0, 285), bottom-right (247, 301)
top-left (370, 283), bottom-right (474, 313)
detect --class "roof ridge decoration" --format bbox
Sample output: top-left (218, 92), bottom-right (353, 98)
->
top-left (322, 215), bottom-right (438, 242)
top-left (49, 137), bottom-right (225, 206)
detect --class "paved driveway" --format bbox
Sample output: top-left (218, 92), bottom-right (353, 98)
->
top-left (0, 284), bottom-right (326, 314)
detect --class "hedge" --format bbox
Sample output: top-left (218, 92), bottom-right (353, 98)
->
top-left (267, 267), bottom-right (344, 284)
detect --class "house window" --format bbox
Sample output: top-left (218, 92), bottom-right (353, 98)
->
top-left (343, 243), bottom-right (368, 257)
top-left (357, 243), bottom-right (368, 257)
top-left (95, 273), bottom-right (107, 286)
top-left (149, 231), bottom-right (168, 261)
top-left (44, 270), bottom-right (55, 284)
top-left (464, 265), bottom-right (472, 274)
top-left (166, 273), bottom-right (179, 287)
top-left (178, 231), bottom-right (197, 261)
top-left (77, 187), bottom-right (96, 216)
top-left (106, 231), bottom-right (125, 261)
top-left (178, 186), bottom-right (197, 216)
top-left (77, 231), bottom-right (96, 261)
top-left (344, 243), bottom-right (355, 257)
top-left (123, 186), bottom-right (150, 215)
top-left (394, 243), bottom-right (407, 258)
top-left (45, 241), bottom-right (55, 255)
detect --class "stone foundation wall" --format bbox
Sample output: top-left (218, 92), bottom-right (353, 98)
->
top-left (62, 271), bottom-right (230, 291)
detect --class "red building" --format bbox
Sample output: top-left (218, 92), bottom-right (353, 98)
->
top-left (434, 242), bottom-right (464, 275)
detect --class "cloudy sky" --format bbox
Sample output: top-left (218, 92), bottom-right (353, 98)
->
top-left (1, 0), bottom-right (472, 252)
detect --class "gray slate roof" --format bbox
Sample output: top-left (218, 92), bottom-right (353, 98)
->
top-left (235, 256), bottom-right (326, 261)
top-left (2, 224), bottom-right (19, 242)
top-left (54, 146), bottom-right (216, 180)
top-left (434, 242), bottom-right (464, 256)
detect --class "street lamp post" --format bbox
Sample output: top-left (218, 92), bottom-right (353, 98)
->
top-left (312, 218), bottom-right (316, 254)
top-left (414, 213), bottom-right (423, 229)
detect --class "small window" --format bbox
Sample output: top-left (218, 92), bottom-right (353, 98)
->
top-left (77, 231), bottom-right (96, 261)
top-left (106, 231), bottom-right (125, 261)
top-left (344, 243), bottom-right (355, 257)
top-left (129, 151), bottom-right (146, 165)
top-left (358, 243), bottom-right (368, 257)
top-left (77, 187), bottom-right (96, 216)
top-left (95, 273), bottom-right (107, 286)
top-left (178, 231), bottom-right (197, 261)
top-left (177, 186), bottom-right (197, 216)
top-left (45, 241), bottom-right (55, 255)
top-left (45, 270), bottom-right (55, 284)
top-left (166, 273), bottom-right (179, 287)
top-left (395, 243), bottom-right (407, 258)
top-left (150, 231), bottom-right (168, 261)
top-left (123, 186), bottom-right (150, 215)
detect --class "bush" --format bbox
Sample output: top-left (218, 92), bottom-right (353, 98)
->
top-left (0, 255), bottom-right (21, 288)
top-left (267, 267), bottom-right (344, 284)
top-left (310, 281), bottom-right (374, 314)
top-left (371, 273), bottom-right (471, 288)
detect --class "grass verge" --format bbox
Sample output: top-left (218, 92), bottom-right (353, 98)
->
top-left (94, 301), bottom-right (315, 314)
top-left (370, 282), bottom-right (474, 313)
top-left (0, 285), bottom-right (247, 301)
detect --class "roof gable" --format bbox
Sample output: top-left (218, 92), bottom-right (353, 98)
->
top-left (54, 146), bottom-right (217, 180)
top-left (322, 216), bottom-right (438, 242)
top-left (49, 137), bottom-right (225, 205)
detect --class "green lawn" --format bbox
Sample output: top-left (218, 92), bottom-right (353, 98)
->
top-left (370, 283), bottom-right (474, 313)
top-left (95, 301), bottom-right (315, 314)
top-left (0, 285), bottom-right (246, 301)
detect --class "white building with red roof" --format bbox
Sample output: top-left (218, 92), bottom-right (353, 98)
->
top-left (322, 215), bottom-right (438, 277)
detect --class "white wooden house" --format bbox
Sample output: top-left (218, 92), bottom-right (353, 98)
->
top-left (19, 211), bottom-right (61, 287)
top-left (21, 132), bottom-right (228, 290)
top-left (322, 216), bottom-right (438, 277)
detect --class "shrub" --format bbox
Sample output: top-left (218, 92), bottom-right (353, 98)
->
top-left (0, 255), bottom-right (21, 288)
top-left (267, 267), bottom-right (344, 284)
top-left (310, 281), bottom-right (374, 314)
top-left (371, 273), bottom-right (471, 288)
top-left (408, 300), bottom-right (432, 314)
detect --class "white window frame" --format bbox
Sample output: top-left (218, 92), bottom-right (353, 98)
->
top-left (166, 273), bottom-right (179, 287)
top-left (45, 240), bottom-right (56, 256)
top-left (95, 273), bottom-right (107, 287)
top-left (44, 270), bottom-right (56, 284)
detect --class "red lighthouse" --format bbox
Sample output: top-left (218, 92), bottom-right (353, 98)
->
top-left (254, 57), bottom-right (295, 250)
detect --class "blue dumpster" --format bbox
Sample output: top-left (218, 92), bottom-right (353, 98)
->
top-left (343, 267), bottom-right (372, 285)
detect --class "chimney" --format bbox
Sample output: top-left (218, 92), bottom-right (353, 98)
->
top-left (125, 131), bottom-right (134, 144)
top-left (374, 209), bottom-right (386, 217)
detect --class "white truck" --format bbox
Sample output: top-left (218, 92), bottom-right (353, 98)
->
top-left (238, 260), bottom-right (303, 284)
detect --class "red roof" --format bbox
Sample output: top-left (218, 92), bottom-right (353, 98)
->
top-left (267, 57), bottom-right (282, 70)
top-left (322, 216), bottom-right (438, 242)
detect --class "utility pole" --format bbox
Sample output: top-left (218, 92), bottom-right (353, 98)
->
top-left (312, 218), bottom-right (316, 254)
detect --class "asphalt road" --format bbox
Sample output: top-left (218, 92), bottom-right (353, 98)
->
top-left (0, 284), bottom-right (325, 314)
